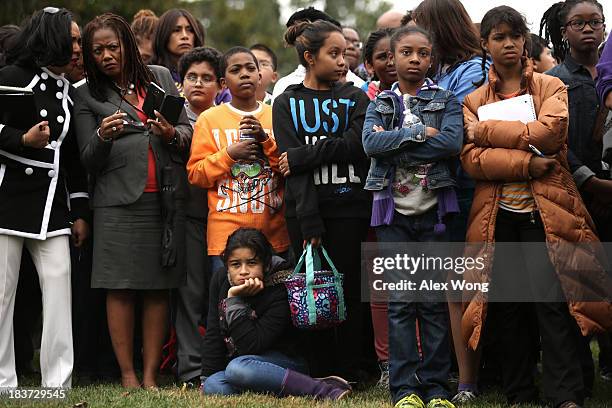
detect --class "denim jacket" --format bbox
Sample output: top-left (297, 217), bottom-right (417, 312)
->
top-left (361, 84), bottom-right (463, 191)
top-left (547, 56), bottom-right (606, 186)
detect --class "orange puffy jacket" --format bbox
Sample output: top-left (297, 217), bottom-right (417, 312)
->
top-left (460, 60), bottom-right (612, 350)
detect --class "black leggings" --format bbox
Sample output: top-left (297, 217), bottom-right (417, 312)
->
top-left (285, 217), bottom-right (374, 380)
top-left (485, 209), bottom-right (587, 406)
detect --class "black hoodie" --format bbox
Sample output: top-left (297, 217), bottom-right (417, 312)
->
top-left (273, 82), bottom-right (372, 239)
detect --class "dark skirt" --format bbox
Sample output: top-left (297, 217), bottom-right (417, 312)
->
top-left (92, 192), bottom-right (186, 289)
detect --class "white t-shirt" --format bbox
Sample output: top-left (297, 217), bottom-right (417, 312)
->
top-left (271, 65), bottom-right (365, 104)
top-left (392, 93), bottom-right (437, 216)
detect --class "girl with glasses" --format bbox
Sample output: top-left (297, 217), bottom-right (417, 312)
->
top-left (543, 0), bottom-right (611, 398)
top-left (543, 1), bottom-right (610, 234)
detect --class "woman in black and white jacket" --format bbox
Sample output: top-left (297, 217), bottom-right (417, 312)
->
top-left (0, 7), bottom-right (89, 388)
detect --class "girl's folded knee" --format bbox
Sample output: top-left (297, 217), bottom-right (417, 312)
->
top-left (225, 356), bottom-right (258, 387)
top-left (202, 373), bottom-right (233, 395)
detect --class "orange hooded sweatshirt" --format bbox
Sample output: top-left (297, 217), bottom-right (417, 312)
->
top-left (187, 102), bottom-right (290, 255)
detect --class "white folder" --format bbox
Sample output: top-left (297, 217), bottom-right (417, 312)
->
top-left (477, 94), bottom-right (537, 124)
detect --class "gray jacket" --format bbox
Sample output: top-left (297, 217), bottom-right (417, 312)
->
top-left (74, 65), bottom-right (192, 208)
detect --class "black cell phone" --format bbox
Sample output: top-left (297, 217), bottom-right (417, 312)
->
top-left (160, 95), bottom-right (185, 126)
top-left (0, 86), bottom-right (37, 132)
top-left (142, 82), bottom-right (165, 119)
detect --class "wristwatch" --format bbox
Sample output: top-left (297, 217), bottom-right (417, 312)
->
top-left (165, 128), bottom-right (178, 146)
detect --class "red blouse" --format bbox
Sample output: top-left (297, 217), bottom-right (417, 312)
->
top-left (134, 91), bottom-right (159, 193)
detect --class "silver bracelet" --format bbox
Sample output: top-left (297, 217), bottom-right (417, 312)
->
top-left (96, 127), bottom-right (112, 143)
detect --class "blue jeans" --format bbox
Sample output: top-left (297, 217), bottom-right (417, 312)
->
top-left (376, 209), bottom-right (451, 404)
top-left (203, 351), bottom-right (308, 396)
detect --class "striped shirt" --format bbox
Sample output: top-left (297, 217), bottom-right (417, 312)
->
top-left (496, 90), bottom-right (535, 212)
top-left (498, 182), bottom-right (535, 212)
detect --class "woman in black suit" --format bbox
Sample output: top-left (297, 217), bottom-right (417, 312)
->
top-left (0, 7), bottom-right (89, 388)
top-left (74, 13), bottom-right (191, 389)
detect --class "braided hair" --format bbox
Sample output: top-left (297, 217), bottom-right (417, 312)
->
top-left (474, 6), bottom-right (529, 87)
top-left (82, 13), bottom-right (155, 102)
top-left (540, 0), bottom-right (604, 62)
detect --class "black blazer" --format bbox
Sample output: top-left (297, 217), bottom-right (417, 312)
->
top-left (0, 64), bottom-right (89, 238)
top-left (73, 65), bottom-right (192, 208)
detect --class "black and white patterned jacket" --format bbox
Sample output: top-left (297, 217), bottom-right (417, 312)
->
top-left (0, 64), bottom-right (89, 239)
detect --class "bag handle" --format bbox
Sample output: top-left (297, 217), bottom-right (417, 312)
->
top-left (293, 243), bottom-right (346, 325)
top-left (304, 244), bottom-right (317, 325)
top-left (318, 245), bottom-right (346, 322)
top-left (292, 243), bottom-right (322, 276)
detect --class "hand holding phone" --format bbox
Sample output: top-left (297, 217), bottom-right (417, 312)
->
top-left (142, 82), bottom-right (184, 126)
top-left (142, 82), bottom-right (165, 120)
top-left (148, 110), bottom-right (176, 142)
top-left (159, 95), bottom-right (185, 126)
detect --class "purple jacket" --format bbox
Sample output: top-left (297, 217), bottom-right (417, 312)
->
top-left (596, 40), bottom-right (612, 104)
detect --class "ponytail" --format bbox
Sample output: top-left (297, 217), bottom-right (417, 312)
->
top-left (284, 20), bottom-right (342, 67)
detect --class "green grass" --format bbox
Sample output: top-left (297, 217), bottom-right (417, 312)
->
top-left (1, 375), bottom-right (610, 408)
top-left (2, 342), bottom-right (611, 408)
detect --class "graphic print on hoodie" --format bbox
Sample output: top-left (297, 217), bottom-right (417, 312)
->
top-left (187, 102), bottom-right (290, 255)
top-left (272, 82), bottom-right (372, 238)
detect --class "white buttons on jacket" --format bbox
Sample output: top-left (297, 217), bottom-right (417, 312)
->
top-left (40, 109), bottom-right (47, 118)
top-left (56, 80), bottom-right (63, 87)
top-left (57, 116), bottom-right (64, 124)
top-left (48, 170), bottom-right (56, 178)
top-left (41, 72), bottom-right (49, 80)
top-left (40, 83), bottom-right (46, 91)
top-left (50, 141), bottom-right (58, 148)
top-left (25, 168), bottom-right (33, 176)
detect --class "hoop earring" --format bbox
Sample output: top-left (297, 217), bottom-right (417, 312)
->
top-left (563, 38), bottom-right (569, 51)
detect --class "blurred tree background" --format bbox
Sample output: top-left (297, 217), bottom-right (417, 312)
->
top-left (1, 0), bottom-right (392, 75)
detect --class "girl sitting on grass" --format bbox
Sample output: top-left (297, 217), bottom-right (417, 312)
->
top-left (200, 227), bottom-right (351, 400)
